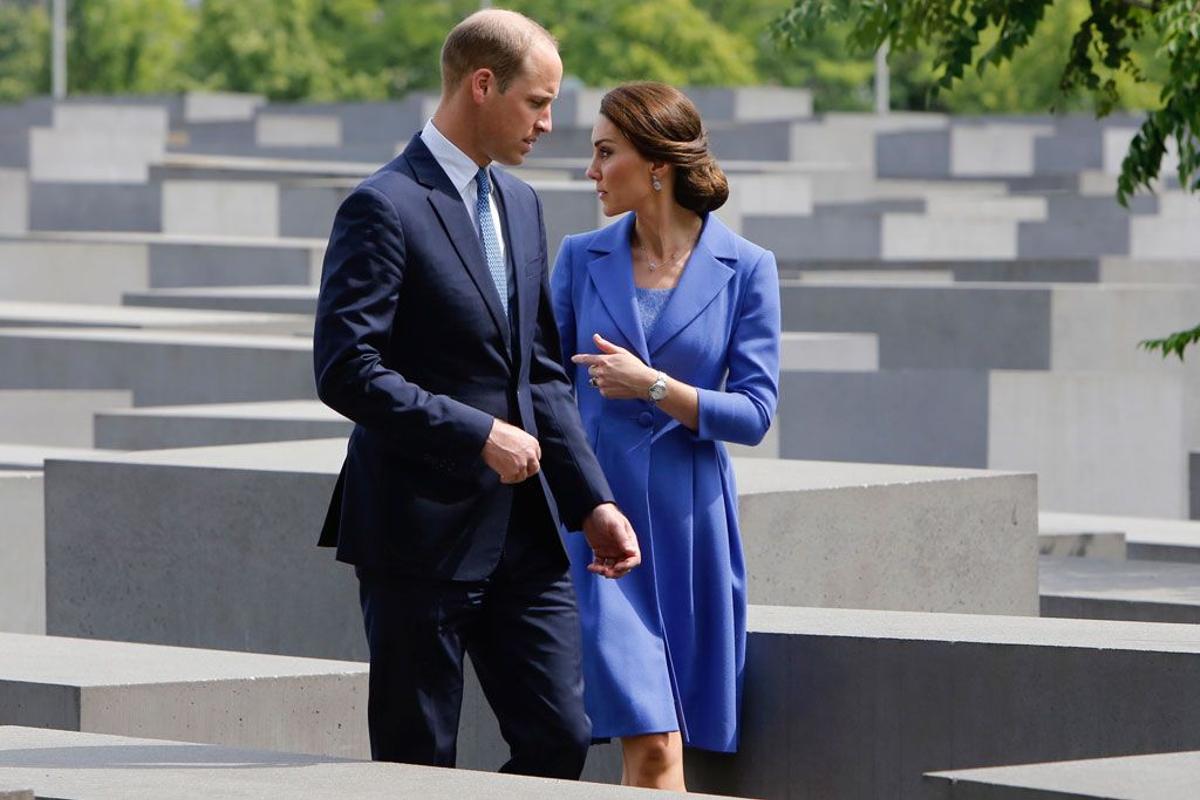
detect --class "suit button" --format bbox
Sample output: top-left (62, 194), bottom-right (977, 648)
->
top-left (638, 411), bottom-right (654, 428)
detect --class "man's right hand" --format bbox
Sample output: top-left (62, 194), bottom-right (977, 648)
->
top-left (482, 419), bottom-right (541, 484)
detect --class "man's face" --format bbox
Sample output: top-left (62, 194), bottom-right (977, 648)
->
top-left (479, 40), bottom-right (561, 166)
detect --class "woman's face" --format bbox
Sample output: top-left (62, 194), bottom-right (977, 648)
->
top-left (586, 115), bottom-right (655, 217)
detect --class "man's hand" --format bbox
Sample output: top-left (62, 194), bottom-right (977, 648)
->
top-left (482, 419), bottom-right (541, 484)
top-left (582, 503), bottom-right (641, 579)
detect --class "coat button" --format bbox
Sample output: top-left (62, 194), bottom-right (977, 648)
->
top-left (638, 411), bottom-right (654, 427)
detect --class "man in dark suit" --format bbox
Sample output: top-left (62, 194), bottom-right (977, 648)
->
top-left (313, 7), bottom-right (641, 781)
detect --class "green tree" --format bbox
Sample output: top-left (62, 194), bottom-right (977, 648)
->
top-left (775, 0), bottom-right (1200, 359)
top-left (0, 1), bottom-right (50, 102)
top-left (68, 0), bottom-right (195, 94)
top-left (514, 0), bottom-right (758, 87)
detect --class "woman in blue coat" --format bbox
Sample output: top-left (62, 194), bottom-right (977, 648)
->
top-left (550, 82), bottom-right (781, 790)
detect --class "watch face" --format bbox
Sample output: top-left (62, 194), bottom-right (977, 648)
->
top-left (649, 380), bottom-right (668, 401)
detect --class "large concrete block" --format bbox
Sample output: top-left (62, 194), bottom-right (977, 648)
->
top-left (780, 257), bottom-right (1101, 284)
top-left (689, 605), bottom-right (1200, 800)
top-left (279, 181), bottom-right (351, 239)
top-left (1099, 256), bottom-right (1200, 284)
top-left (30, 110), bottom-right (166, 183)
top-left (0, 634), bottom-right (367, 757)
top-left (0, 238), bottom-right (149, 305)
top-left (256, 114), bottom-right (342, 148)
top-left (686, 87), bottom-right (813, 122)
top-left (744, 208), bottom-right (883, 261)
top-left (733, 459), bottom-right (1038, 614)
top-left (1039, 512), bottom-right (1200, 564)
top-left (1040, 555), bottom-right (1200, 624)
top-left (29, 182), bottom-right (161, 232)
top-left (949, 124), bottom-right (1053, 177)
top-left (0, 328), bottom-right (315, 406)
top-left (0, 301), bottom-right (312, 336)
top-left (0, 170), bottom-right (26, 234)
top-left (123, 285), bottom-right (318, 314)
top-left (183, 92), bottom-right (265, 123)
top-left (882, 213), bottom-right (1018, 259)
top-left (0, 390), bottom-right (131, 447)
top-left (94, 401), bottom-right (351, 450)
top-left (988, 370), bottom-right (1187, 518)
top-left (162, 180), bottom-right (279, 238)
top-left (146, 237), bottom-right (321, 288)
top-left (0, 473), bottom-right (43, 634)
top-left (0, 727), bottom-right (704, 800)
top-left (43, 441), bottom-right (1038, 663)
top-left (925, 750), bottom-right (1200, 800)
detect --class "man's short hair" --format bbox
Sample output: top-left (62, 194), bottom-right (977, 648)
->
top-left (441, 9), bottom-right (557, 95)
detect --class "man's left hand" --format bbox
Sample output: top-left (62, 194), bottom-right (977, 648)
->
top-left (581, 503), bottom-right (641, 579)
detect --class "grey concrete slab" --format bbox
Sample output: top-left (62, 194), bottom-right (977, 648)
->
top-left (162, 179), bottom-right (279, 238)
top-left (0, 473), bottom-right (43, 634)
top-left (779, 282), bottom-right (1053, 368)
top-left (279, 181), bottom-right (350, 239)
top-left (779, 369), bottom-right (991, 468)
top-left (29, 182), bottom-right (161, 233)
top-left (1040, 555), bottom-right (1200, 624)
top-left (777, 331), bottom-right (879, 371)
top-left (0, 445), bottom-right (118, 471)
top-left (0, 233), bottom-right (320, 301)
top-left (744, 207), bottom-right (883, 262)
top-left (0, 328), bottom-right (315, 406)
top-left (0, 790), bottom-right (31, 800)
top-left (123, 286), bottom-right (318, 314)
top-left (689, 605), bottom-right (1200, 800)
top-left (1038, 532), bottom-right (1126, 560)
top-left (0, 170), bottom-right (26, 234)
top-left (183, 92), bottom-right (265, 123)
top-left (777, 368), bottom-right (1187, 517)
top-left (0, 390), bottom-right (131, 448)
top-left (876, 129), bottom-right (952, 179)
top-left (1193, 452), bottom-right (1199, 520)
top-left (42, 441), bottom-right (1037, 666)
top-left (0, 302), bottom-right (312, 336)
top-left (1039, 512), bottom-right (1200, 564)
top-left (0, 635), bottom-right (367, 758)
top-left (926, 749), bottom-right (1200, 800)
top-left (0, 727), bottom-right (706, 800)
top-left (779, 258), bottom-right (1101, 283)
top-left (94, 401), bottom-right (351, 450)
top-left (1100, 257), bottom-right (1200, 284)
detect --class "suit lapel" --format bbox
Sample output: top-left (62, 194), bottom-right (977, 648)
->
top-left (646, 214), bottom-right (736, 356)
top-left (585, 215), bottom-right (650, 363)
top-left (492, 171), bottom-right (530, 362)
top-left (404, 135), bottom-right (511, 355)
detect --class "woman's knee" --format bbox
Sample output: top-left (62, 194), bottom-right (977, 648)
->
top-left (625, 732), bottom-right (679, 772)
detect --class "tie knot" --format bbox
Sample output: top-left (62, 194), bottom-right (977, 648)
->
top-left (475, 168), bottom-right (491, 198)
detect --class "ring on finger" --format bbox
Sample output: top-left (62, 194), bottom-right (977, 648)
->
top-left (588, 376), bottom-right (599, 387)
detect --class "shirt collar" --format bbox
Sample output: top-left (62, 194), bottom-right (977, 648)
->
top-left (420, 118), bottom-right (487, 198)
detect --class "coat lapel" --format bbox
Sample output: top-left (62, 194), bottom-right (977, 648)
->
top-left (403, 135), bottom-right (511, 354)
top-left (585, 215), bottom-right (650, 363)
top-left (646, 214), bottom-right (736, 356)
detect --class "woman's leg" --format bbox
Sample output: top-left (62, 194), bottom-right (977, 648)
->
top-left (620, 731), bottom-right (686, 791)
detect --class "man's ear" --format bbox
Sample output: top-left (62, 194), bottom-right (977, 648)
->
top-left (470, 68), bottom-right (494, 104)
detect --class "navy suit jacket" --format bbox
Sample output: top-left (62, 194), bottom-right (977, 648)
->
top-left (314, 134), bottom-right (613, 581)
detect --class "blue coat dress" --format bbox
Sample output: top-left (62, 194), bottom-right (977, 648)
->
top-left (550, 212), bottom-right (780, 753)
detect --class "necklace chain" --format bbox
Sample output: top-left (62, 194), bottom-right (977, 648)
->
top-left (636, 241), bottom-right (692, 272)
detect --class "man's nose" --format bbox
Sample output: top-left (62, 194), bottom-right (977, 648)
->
top-left (538, 106), bottom-right (552, 134)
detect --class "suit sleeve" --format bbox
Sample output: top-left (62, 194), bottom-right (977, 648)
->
top-left (529, 201), bottom-right (614, 529)
top-left (695, 249), bottom-right (781, 446)
top-left (549, 233), bottom-right (578, 368)
top-left (313, 185), bottom-right (494, 462)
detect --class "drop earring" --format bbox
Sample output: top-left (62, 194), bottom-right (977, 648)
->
top-left (651, 175), bottom-right (662, 192)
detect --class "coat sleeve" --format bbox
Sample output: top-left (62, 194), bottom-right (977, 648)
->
top-left (529, 205), bottom-right (614, 529)
top-left (313, 185), bottom-right (495, 463)
top-left (695, 249), bottom-right (781, 447)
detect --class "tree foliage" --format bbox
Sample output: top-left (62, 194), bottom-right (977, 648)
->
top-left (0, 1), bottom-right (49, 102)
top-left (775, 0), bottom-right (1200, 358)
top-left (69, 0), bottom-right (195, 94)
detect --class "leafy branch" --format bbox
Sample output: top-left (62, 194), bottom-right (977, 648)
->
top-left (773, 0), bottom-right (1200, 358)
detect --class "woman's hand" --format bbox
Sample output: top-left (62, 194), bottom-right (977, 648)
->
top-left (571, 333), bottom-right (657, 399)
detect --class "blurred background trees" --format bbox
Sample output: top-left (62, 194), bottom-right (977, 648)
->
top-left (0, 0), bottom-right (1166, 112)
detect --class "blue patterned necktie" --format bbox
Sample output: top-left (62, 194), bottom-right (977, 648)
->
top-left (474, 167), bottom-right (508, 318)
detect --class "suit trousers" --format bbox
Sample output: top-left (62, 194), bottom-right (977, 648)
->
top-left (355, 480), bottom-right (591, 778)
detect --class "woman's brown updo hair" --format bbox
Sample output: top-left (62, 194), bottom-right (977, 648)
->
top-left (599, 82), bottom-right (729, 215)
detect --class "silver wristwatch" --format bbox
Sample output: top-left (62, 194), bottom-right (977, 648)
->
top-left (647, 371), bottom-right (668, 402)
